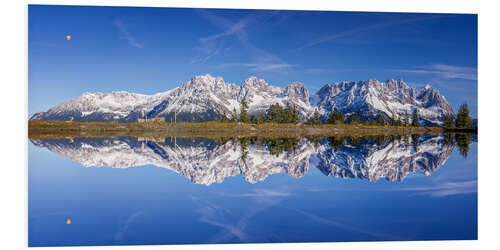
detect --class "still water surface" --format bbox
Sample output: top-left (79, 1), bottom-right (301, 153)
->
top-left (28, 134), bottom-right (477, 246)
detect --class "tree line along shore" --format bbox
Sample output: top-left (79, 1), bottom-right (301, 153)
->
top-left (28, 100), bottom-right (476, 138)
top-left (218, 99), bottom-right (475, 130)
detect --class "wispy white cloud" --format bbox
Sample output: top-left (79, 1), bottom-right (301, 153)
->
top-left (303, 179), bottom-right (477, 198)
top-left (195, 204), bottom-right (251, 242)
top-left (114, 211), bottom-right (143, 241)
top-left (297, 15), bottom-right (449, 51)
top-left (305, 68), bottom-right (327, 74)
top-left (194, 10), bottom-right (292, 72)
top-left (220, 63), bottom-right (294, 72)
top-left (113, 19), bottom-right (143, 49)
top-left (399, 180), bottom-right (477, 197)
top-left (290, 208), bottom-right (405, 240)
top-left (398, 64), bottom-right (477, 81)
top-left (199, 17), bottom-right (250, 43)
top-left (218, 188), bottom-right (292, 198)
top-left (192, 188), bottom-right (290, 243)
top-left (191, 43), bottom-right (228, 64)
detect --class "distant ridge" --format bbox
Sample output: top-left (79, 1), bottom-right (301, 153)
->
top-left (30, 74), bottom-right (454, 125)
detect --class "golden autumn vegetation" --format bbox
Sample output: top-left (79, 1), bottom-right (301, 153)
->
top-left (28, 120), bottom-right (445, 139)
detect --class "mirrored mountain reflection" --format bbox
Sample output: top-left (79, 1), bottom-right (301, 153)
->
top-left (30, 133), bottom-right (474, 185)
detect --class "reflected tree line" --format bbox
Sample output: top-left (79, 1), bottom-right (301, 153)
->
top-left (219, 132), bottom-right (474, 161)
top-left (444, 133), bottom-right (474, 158)
top-left (220, 136), bottom-right (300, 161)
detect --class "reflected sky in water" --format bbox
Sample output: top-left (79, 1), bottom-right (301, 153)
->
top-left (28, 134), bottom-right (477, 246)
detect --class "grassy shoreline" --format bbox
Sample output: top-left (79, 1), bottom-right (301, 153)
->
top-left (28, 120), bottom-right (448, 139)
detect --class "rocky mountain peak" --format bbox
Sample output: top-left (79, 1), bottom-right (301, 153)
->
top-left (186, 74), bottom-right (218, 88)
top-left (285, 82), bottom-right (310, 104)
top-left (314, 78), bottom-right (455, 125)
top-left (30, 75), bottom-right (458, 125)
top-left (385, 78), bottom-right (409, 88)
top-left (242, 76), bottom-right (269, 89)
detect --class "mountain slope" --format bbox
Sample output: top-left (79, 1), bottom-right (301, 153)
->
top-left (314, 79), bottom-right (454, 125)
top-left (30, 75), bottom-right (454, 125)
top-left (30, 91), bottom-right (172, 122)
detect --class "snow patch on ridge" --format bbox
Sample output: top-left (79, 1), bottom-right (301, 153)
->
top-left (30, 75), bottom-right (455, 125)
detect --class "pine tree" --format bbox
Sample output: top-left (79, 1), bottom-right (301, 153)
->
top-left (336, 109), bottom-right (344, 124)
top-left (267, 103), bottom-right (284, 123)
top-left (411, 134), bottom-right (420, 152)
top-left (360, 117), bottom-right (368, 125)
top-left (314, 110), bottom-right (321, 124)
top-left (283, 106), bottom-right (299, 124)
top-left (328, 109), bottom-right (335, 124)
top-left (455, 133), bottom-right (471, 157)
top-left (411, 109), bottom-right (420, 127)
top-left (403, 112), bottom-right (409, 127)
top-left (309, 110), bottom-right (321, 125)
top-left (219, 110), bottom-right (228, 122)
top-left (257, 113), bottom-right (265, 124)
top-left (334, 109), bottom-right (339, 124)
top-left (239, 98), bottom-right (249, 123)
top-left (443, 115), bottom-right (454, 128)
top-left (377, 115), bottom-right (385, 126)
top-left (328, 108), bottom-right (344, 125)
top-left (283, 108), bottom-right (290, 123)
top-left (349, 113), bottom-right (360, 124)
top-left (231, 108), bottom-right (237, 123)
top-left (250, 115), bottom-right (257, 124)
top-left (391, 113), bottom-right (397, 126)
top-left (455, 103), bottom-right (471, 128)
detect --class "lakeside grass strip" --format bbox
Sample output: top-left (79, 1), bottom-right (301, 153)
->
top-left (28, 120), bottom-right (446, 139)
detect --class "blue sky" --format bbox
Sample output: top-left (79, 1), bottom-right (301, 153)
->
top-left (28, 5), bottom-right (477, 117)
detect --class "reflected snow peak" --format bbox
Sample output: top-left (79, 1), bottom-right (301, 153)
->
top-left (30, 134), bottom-right (470, 185)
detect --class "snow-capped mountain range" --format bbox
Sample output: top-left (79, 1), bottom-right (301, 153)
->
top-left (30, 74), bottom-right (454, 125)
top-left (30, 135), bottom-right (454, 185)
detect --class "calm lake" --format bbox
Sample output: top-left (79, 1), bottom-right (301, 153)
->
top-left (28, 134), bottom-right (477, 246)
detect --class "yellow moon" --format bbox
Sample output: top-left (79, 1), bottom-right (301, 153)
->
top-left (66, 218), bottom-right (71, 224)
top-left (66, 35), bottom-right (71, 41)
